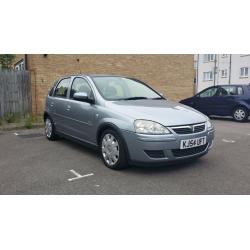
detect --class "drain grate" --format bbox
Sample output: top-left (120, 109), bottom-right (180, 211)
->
top-left (17, 133), bottom-right (44, 139)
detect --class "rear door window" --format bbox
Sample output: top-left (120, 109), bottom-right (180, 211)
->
top-left (217, 86), bottom-right (243, 96)
top-left (54, 78), bottom-right (71, 98)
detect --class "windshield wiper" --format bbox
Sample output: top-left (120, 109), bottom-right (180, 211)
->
top-left (119, 97), bottom-right (149, 101)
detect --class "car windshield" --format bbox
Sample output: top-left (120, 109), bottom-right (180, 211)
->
top-left (92, 76), bottom-right (162, 101)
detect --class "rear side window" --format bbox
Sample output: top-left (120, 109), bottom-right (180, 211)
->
top-left (48, 81), bottom-right (58, 96)
top-left (237, 87), bottom-right (244, 95)
top-left (54, 78), bottom-right (71, 98)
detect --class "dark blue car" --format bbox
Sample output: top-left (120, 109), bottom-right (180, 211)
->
top-left (180, 84), bottom-right (250, 122)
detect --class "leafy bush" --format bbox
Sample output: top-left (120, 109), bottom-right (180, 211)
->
top-left (0, 54), bottom-right (15, 69)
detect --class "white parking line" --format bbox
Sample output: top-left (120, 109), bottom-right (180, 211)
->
top-left (68, 169), bottom-right (94, 182)
top-left (222, 139), bottom-right (235, 143)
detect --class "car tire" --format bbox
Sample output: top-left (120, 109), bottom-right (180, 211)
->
top-left (100, 129), bottom-right (128, 170)
top-left (232, 106), bottom-right (249, 122)
top-left (44, 116), bottom-right (58, 140)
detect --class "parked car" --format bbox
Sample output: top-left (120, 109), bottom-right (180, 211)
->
top-left (180, 85), bottom-right (250, 122)
top-left (44, 75), bottom-right (214, 170)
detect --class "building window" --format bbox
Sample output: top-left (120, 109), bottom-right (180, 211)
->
top-left (221, 69), bottom-right (228, 78)
top-left (240, 67), bottom-right (249, 78)
top-left (203, 54), bottom-right (215, 62)
top-left (240, 54), bottom-right (250, 57)
top-left (221, 54), bottom-right (228, 58)
top-left (203, 71), bottom-right (214, 81)
top-left (14, 59), bottom-right (25, 71)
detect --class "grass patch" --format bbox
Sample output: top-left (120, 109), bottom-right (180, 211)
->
top-left (1, 113), bottom-right (43, 128)
top-left (3, 113), bottom-right (21, 123)
top-left (24, 114), bottom-right (33, 129)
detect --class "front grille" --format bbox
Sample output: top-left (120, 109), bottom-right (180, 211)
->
top-left (172, 127), bottom-right (193, 134)
top-left (172, 143), bottom-right (208, 157)
top-left (171, 123), bottom-right (206, 134)
top-left (194, 124), bottom-right (205, 133)
top-left (144, 150), bottom-right (165, 158)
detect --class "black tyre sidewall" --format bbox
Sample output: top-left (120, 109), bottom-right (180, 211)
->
top-left (45, 117), bottom-right (57, 140)
top-left (233, 107), bottom-right (249, 122)
top-left (100, 129), bottom-right (128, 170)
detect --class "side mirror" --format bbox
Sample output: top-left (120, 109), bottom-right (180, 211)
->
top-left (73, 92), bottom-right (94, 103)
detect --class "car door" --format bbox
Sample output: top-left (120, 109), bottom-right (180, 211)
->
top-left (193, 86), bottom-right (219, 115)
top-left (64, 77), bottom-right (96, 143)
top-left (52, 77), bottom-right (72, 133)
top-left (212, 86), bottom-right (237, 116)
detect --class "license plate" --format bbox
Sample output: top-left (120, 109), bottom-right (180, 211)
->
top-left (180, 136), bottom-right (207, 149)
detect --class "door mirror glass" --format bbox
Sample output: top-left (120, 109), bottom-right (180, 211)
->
top-left (71, 77), bottom-right (94, 103)
top-left (73, 92), bottom-right (90, 102)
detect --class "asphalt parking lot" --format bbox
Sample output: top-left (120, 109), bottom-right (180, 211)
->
top-left (0, 119), bottom-right (250, 195)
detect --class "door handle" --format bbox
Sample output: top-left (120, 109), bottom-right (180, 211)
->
top-left (66, 105), bottom-right (71, 111)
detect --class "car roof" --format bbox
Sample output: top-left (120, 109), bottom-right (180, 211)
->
top-left (59, 74), bottom-right (131, 79)
top-left (213, 84), bottom-right (249, 87)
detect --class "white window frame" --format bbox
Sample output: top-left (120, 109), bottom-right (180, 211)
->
top-left (203, 71), bottom-right (214, 81)
top-left (221, 69), bottom-right (228, 78)
top-left (14, 59), bottom-right (25, 71)
top-left (203, 54), bottom-right (215, 62)
top-left (240, 67), bottom-right (249, 78)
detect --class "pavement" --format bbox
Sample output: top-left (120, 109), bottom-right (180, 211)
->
top-left (0, 118), bottom-right (250, 195)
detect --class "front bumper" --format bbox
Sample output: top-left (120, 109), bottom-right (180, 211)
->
top-left (121, 128), bottom-right (215, 165)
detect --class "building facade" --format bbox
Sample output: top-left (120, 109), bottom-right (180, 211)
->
top-left (13, 54), bottom-right (194, 115)
top-left (195, 54), bottom-right (250, 92)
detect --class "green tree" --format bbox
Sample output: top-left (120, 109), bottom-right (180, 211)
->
top-left (0, 54), bottom-right (15, 69)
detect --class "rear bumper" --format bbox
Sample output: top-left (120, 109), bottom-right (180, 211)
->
top-left (121, 129), bottom-right (215, 165)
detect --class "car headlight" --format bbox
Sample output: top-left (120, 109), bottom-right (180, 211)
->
top-left (134, 120), bottom-right (171, 135)
top-left (206, 119), bottom-right (213, 129)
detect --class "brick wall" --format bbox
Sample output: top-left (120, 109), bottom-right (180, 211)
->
top-left (17, 54), bottom-right (194, 115)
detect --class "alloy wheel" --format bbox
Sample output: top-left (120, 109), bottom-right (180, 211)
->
top-left (45, 118), bottom-right (53, 138)
top-left (101, 133), bottom-right (120, 166)
top-left (234, 108), bottom-right (246, 121)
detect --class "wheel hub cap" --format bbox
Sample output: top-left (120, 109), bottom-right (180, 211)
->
top-left (45, 119), bottom-right (52, 138)
top-left (101, 134), bottom-right (119, 166)
top-left (234, 109), bottom-right (245, 120)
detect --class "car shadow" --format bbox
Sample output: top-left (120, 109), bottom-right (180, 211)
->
top-left (56, 137), bottom-right (208, 175)
top-left (210, 115), bottom-right (250, 122)
top-left (126, 158), bottom-right (205, 175)
top-left (57, 137), bottom-right (100, 158)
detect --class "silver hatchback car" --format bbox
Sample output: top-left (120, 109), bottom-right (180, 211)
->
top-left (44, 75), bottom-right (215, 170)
